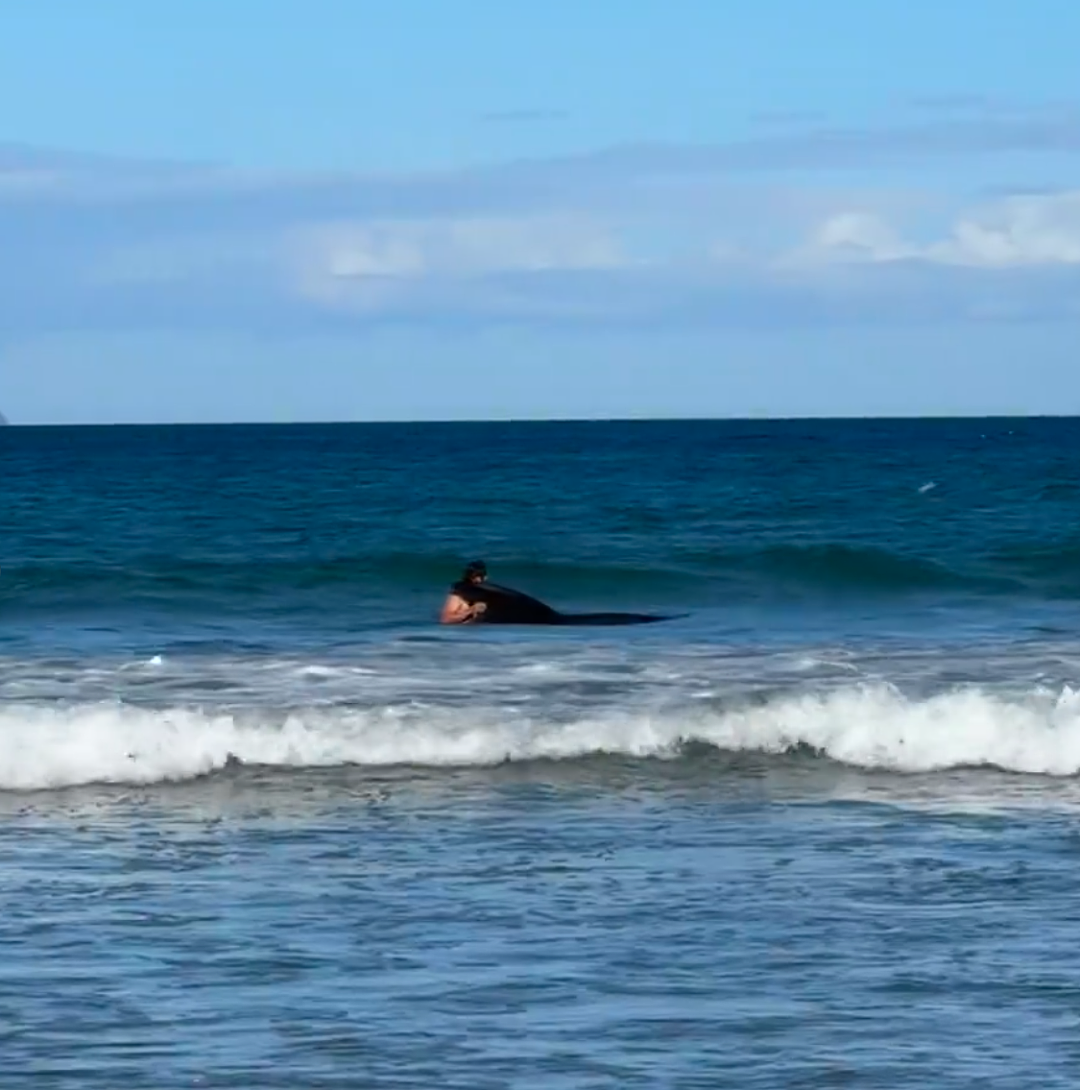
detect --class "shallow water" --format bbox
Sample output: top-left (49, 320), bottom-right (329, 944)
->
top-left (7, 771), bottom-right (1080, 1088)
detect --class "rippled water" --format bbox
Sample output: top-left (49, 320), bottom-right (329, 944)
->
top-left (5, 419), bottom-right (1080, 1085)
top-left (8, 771), bottom-right (1080, 1088)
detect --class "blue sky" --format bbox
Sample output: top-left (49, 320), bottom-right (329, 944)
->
top-left (2, 0), bottom-right (1080, 423)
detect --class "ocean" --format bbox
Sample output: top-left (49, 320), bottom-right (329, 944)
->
top-left (4, 417), bottom-right (1080, 1087)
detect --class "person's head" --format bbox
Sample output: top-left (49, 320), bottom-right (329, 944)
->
top-left (462, 559), bottom-right (487, 584)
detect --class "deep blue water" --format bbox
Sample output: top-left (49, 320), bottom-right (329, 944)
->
top-left (4, 418), bottom-right (1080, 1087)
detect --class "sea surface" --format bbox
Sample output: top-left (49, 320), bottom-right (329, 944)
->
top-left (4, 417), bottom-right (1080, 1087)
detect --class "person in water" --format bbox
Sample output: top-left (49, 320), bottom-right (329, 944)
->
top-left (439, 560), bottom-right (495, 625)
top-left (439, 560), bottom-right (672, 626)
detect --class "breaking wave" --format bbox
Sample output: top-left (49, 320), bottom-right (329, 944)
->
top-left (4, 682), bottom-right (1080, 791)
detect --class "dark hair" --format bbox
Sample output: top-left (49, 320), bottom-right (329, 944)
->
top-left (463, 559), bottom-right (487, 579)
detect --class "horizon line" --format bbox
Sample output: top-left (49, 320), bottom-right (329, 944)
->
top-left (3, 411), bottom-right (1078, 428)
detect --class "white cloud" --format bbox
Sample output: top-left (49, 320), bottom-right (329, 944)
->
top-left (782, 211), bottom-right (912, 265)
top-left (788, 190), bottom-right (1080, 273)
top-left (286, 214), bottom-right (627, 313)
top-left (3, 118), bottom-right (1080, 335)
top-left (294, 214), bottom-right (623, 278)
top-left (926, 191), bottom-right (1080, 267)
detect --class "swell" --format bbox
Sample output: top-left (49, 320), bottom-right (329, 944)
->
top-left (6, 540), bottom-right (1080, 614)
top-left (6, 538), bottom-right (1080, 610)
top-left (2, 682), bottom-right (1080, 791)
top-left (701, 543), bottom-right (1014, 596)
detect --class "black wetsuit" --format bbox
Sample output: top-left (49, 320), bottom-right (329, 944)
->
top-left (450, 580), bottom-right (669, 626)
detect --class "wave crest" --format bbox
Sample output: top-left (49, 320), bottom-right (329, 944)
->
top-left (3, 683), bottom-right (1080, 791)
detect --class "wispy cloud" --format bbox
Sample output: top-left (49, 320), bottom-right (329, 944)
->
top-left (3, 101), bottom-right (1080, 336)
top-left (540, 113), bottom-right (1080, 179)
top-left (5, 98), bottom-right (1080, 213)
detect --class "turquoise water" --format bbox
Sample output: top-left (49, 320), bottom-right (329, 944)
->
top-left (4, 418), bottom-right (1080, 1086)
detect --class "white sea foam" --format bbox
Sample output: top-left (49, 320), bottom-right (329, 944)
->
top-left (3, 683), bottom-right (1080, 791)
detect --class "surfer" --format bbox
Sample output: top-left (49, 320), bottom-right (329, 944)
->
top-left (439, 560), bottom-right (673, 626)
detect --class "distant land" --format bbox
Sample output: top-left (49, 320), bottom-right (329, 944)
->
top-left (0, 410), bottom-right (8, 425)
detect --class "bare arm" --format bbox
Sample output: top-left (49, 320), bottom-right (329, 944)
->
top-left (439, 594), bottom-right (487, 625)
